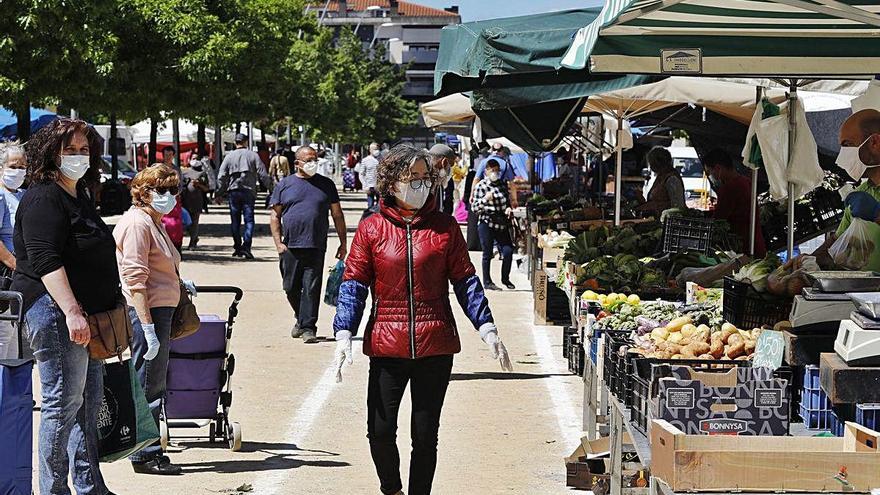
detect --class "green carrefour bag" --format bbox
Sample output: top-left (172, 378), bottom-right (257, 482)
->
top-left (323, 260), bottom-right (345, 307)
top-left (98, 360), bottom-right (160, 462)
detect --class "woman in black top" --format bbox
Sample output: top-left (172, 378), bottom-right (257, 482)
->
top-left (13, 118), bottom-right (120, 495)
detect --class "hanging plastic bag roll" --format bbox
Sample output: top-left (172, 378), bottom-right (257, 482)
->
top-left (829, 218), bottom-right (876, 270)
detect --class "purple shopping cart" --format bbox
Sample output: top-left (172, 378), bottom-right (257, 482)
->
top-left (160, 286), bottom-right (244, 451)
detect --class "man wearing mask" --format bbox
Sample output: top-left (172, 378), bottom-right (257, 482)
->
top-left (269, 146), bottom-right (347, 344)
top-left (809, 109), bottom-right (880, 268)
top-left (702, 149), bottom-right (766, 257)
top-left (471, 157), bottom-right (515, 290)
top-left (360, 143), bottom-right (381, 210)
top-left (429, 143), bottom-right (457, 215)
top-left (216, 133), bottom-right (271, 259)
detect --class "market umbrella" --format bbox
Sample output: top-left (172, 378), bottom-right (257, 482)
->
top-left (420, 93), bottom-right (474, 129)
top-left (0, 107), bottom-right (57, 141)
top-left (560, 0), bottom-right (880, 256)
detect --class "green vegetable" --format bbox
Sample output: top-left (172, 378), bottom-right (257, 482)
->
top-left (733, 254), bottom-right (782, 292)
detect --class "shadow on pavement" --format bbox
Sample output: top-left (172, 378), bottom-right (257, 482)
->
top-left (449, 372), bottom-right (569, 381)
top-left (175, 441), bottom-right (349, 474)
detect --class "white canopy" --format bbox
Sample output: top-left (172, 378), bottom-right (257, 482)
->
top-left (420, 93), bottom-right (474, 128)
top-left (131, 119), bottom-right (275, 144)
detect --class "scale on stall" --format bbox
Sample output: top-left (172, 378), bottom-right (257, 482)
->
top-left (836, 292), bottom-right (880, 366)
top-left (791, 271), bottom-right (880, 332)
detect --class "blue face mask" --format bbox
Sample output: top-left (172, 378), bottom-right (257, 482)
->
top-left (150, 191), bottom-right (177, 215)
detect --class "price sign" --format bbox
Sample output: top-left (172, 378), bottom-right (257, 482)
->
top-left (752, 330), bottom-right (785, 371)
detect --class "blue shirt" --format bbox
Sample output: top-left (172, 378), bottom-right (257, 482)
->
top-left (270, 174), bottom-right (340, 251)
top-left (0, 189), bottom-right (22, 253)
top-left (475, 156), bottom-right (515, 181)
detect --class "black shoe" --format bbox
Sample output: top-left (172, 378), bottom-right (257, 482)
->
top-left (502, 281), bottom-right (516, 290)
top-left (302, 330), bottom-right (319, 344)
top-left (290, 324), bottom-right (304, 339)
top-left (484, 282), bottom-right (501, 291)
top-left (242, 251), bottom-right (255, 260)
top-left (232, 250), bottom-right (244, 258)
top-left (131, 457), bottom-right (182, 475)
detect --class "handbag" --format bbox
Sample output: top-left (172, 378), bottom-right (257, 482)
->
top-left (0, 266), bottom-right (13, 313)
top-left (171, 280), bottom-right (200, 340)
top-left (86, 298), bottom-right (132, 361)
top-left (97, 360), bottom-right (160, 462)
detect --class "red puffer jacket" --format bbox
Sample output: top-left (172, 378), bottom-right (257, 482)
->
top-left (343, 199), bottom-right (477, 359)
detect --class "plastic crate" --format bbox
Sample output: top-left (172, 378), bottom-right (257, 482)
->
top-left (856, 403), bottom-right (880, 431)
top-left (601, 330), bottom-right (634, 403)
top-left (589, 329), bottom-right (603, 365)
top-left (811, 188), bottom-right (845, 231)
top-left (631, 374), bottom-right (651, 435)
top-left (799, 404), bottom-right (832, 430)
top-left (802, 388), bottom-right (832, 411)
top-left (562, 327), bottom-right (578, 359)
top-left (803, 365), bottom-right (820, 390)
top-left (663, 215), bottom-right (716, 255)
top-left (830, 411), bottom-right (845, 437)
top-left (722, 276), bottom-right (793, 329)
top-left (566, 334), bottom-right (580, 374)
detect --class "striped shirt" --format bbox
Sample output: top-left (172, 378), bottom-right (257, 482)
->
top-left (360, 156), bottom-right (379, 189)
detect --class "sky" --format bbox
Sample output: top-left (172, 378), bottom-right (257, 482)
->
top-left (416, 0), bottom-right (603, 22)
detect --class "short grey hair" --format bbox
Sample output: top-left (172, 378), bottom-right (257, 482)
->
top-left (0, 141), bottom-right (24, 170)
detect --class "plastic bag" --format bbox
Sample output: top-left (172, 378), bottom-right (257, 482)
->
top-left (829, 218), bottom-right (876, 270)
top-left (323, 260), bottom-right (345, 307)
top-left (98, 360), bottom-right (160, 462)
top-left (181, 207), bottom-right (192, 228)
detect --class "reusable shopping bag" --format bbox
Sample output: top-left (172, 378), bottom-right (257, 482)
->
top-left (829, 218), bottom-right (876, 270)
top-left (98, 360), bottom-right (160, 462)
top-left (0, 358), bottom-right (32, 495)
top-left (323, 260), bottom-right (345, 307)
top-left (181, 207), bottom-right (193, 228)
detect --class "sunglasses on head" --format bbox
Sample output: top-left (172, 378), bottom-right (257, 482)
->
top-left (153, 186), bottom-right (179, 196)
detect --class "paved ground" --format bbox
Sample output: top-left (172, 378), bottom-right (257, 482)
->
top-left (36, 188), bottom-right (584, 494)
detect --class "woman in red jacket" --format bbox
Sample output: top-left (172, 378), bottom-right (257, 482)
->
top-left (334, 144), bottom-right (512, 495)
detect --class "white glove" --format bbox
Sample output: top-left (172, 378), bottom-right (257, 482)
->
top-left (142, 323), bottom-right (160, 361)
top-left (335, 330), bottom-right (353, 383)
top-left (482, 328), bottom-right (513, 372)
top-left (182, 279), bottom-right (197, 296)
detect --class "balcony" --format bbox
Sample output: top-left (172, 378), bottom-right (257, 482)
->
top-left (402, 83), bottom-right (435, 97)
top-left (402, 50), bottom-right (438, 65)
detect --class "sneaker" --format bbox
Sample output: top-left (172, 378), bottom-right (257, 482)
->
top-left (484, 282), bottom-right (501, 291)
top-left (131, 457), bottom-right (182, 475)
top-left (502, 281), bottom-right (516, 290)
top-left (232, 250), bottom-right (244, 258)
top-left (302, 331), bottom-right (319, 344)
top-left (290, 324), bottom-right (304, 339)
top-left (242, 251), bottom-right (255, 260)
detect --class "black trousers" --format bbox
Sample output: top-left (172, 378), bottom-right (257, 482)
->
top-left (368, 355), bottom-right (454, 495)
top-left (279, 248), bottom-right (324, 332)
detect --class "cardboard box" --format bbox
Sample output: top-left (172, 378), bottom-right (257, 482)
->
top-left (542, 246), bottom-right (565, 269)
top-left (564, 434), bottom-right (635, 491)
top-left (651, 419), bottom-right (880, 492)
top-left (534, 269), bottom-right (549, 324)
top-left (656, 366), bottom-right (789, 436)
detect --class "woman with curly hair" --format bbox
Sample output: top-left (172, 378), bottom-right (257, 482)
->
top-left (333, 143), bottom-right (513, 495)
top-left (113, 164), bottom-right (184, 475)
top-left (12, 118), bottom-right (120, 494)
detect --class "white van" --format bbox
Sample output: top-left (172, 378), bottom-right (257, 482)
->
top-left (645, 147), bottom-right (714, 210)
top-left (93, 124), bottom-right (135, 167)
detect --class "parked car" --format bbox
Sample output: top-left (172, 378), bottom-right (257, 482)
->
top-left (100, 156), bottom-right (137, 184)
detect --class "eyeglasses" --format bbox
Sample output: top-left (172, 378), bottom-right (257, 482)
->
top-left (153, 186), bottom-right (179, 196)
top-left (406, 178), bottom-right (433, 191)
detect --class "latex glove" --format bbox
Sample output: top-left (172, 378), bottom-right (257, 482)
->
top-left (482, 329), bottom-right (513, 372)
top-left (142, 323), bottom-right (160, 361)
top-left (335, 330), bottom-right (353, 383)
top-left (845, 191), bottom-right (880, 221)
top-left (181, 279), bottom-right (198, 296)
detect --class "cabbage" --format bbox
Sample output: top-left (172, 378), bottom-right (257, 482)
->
top-left (733, 254), bottom-right (782, 292)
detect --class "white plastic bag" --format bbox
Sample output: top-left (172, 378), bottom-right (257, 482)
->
top-left (829, 218), bottom-right (876, 270)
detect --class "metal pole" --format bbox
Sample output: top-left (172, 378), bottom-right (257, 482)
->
top-left (172, 118), bottom-right (181, 171)
top-left (319, 0), bottom-right (332, 22)
top-left (749, 86), bottom-right (763, 256)
top-left (214, 124), bottom-right (223, 166)
top-left (787, 80), bottom-right (798, 259)
top-left (301, 126), bottom-right (307, 147)
top-left (615, 114), bottom-right (624, 227)
top-left (247, 122), bottom-right (254, 150)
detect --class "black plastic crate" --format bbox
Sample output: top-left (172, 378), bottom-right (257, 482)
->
top-left (566, 334), bottom-right (580, 374)
top-left (601, 330), bottom-right (634, 404)
top-left (722, 276), bottom-right (793, 329)
top-left (811, 188), bottom-right (845, 231)
top-left (562, 327), bottom-right (578, 359)
top-left (631, 374), bottom-right (651, 435)
top-left (663, 215), bottom-right (716, 255)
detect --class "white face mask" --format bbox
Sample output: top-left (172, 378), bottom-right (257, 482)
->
top-left (2, 169), bottom-right (25, 190)
top-left (487, 171), bottom-right (500, 183)
top-left (394, 180), bottom-right (433, 210)
top-left (150, 191), bottom-right (177, 215)
top-left (371, 149), bottom-right (381, 158)
top-left (837, 134), bottom-right (877, 180)
top-left (301, 160), bottom-right (319, 176)
top-left (59, 154), bottom-right (90, 181)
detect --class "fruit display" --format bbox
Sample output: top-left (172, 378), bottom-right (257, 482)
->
top-left (562, 224), bottom-right (663, 265)
top-left (578, 254), bottom-right (667, 292)
top-left (631, 319), bottom-right (759, 360)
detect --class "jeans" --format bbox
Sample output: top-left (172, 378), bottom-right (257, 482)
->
top-left (366, 188), bottom-right (378, 209)
top-left (477, 221), bottom-right (513, 285)
top-left (279, 248), bottom-right (324, 332)
top-left (228, 189), bottom-right (255, 253)
top-left (368, 355), bottom-right (454, 495)
top-left (25, 294), bottom-right (108, 495)
top-left (127, 306), bottom-right (175, 463)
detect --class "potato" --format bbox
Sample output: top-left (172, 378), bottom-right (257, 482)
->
top-left (664, 343), bottom-right (682, 355)
top-left (721, 326), bottom-right (738, 344)
top-left (738, 329), bottom-right (752, 339)
top-left (651, 327), bottom-right (669, 341)
top-left (680, 324), bottom-right (698, 337)
top-left (671, 354), bottom-right (683, 360)
top-left (728, 333), bottom-right (744, 347)
top-left (710, 333), bottom-right (724, 359)
top-left (667, 316), bottom-right (692, 333)
top-left (668, 332), bottom-right (685, 345)
top-left (694, 328), bottom-right (711, 344)
top-left (744, 339), bottom-right (756, 354)
top-left (697, 324), bottom-right (710, 334)
top-left (726, 340), bottom-right (746, 359)
top-left (735, 355), bottom-right (751, 361)
top-left (697, 353), bottom-right (714, 360)
top-left (682, 342), bottom-right (711, 358)
top-left (721, 322), bottom-right (737, 334)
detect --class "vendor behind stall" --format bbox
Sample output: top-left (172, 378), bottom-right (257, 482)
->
top-left (810, 109), bottom-right (880, 269)
top-left (637, 146), bottom-right (686, 216)
top-left (703, 149), bottom-right (767, 257)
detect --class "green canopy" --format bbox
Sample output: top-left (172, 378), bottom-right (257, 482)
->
top-left (434, 8), bottom-right (608, 96)
top-left (561, 0), bottom-right (880, 75)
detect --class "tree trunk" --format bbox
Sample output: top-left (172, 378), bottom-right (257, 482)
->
top-left (110, 114), bottom-right (119, 180)
top-left (260, 128), bottom-right (267, 148)
top-left (235, 122), bottom-right (241, 135)
top-left (197, 123), bottom-right (207, 156)
top-left (149, 117), bottom-right (158, 166)
top-left (16, 98), bottom-right (30, 142)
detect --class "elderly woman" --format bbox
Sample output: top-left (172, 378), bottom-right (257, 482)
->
top-left (13, 118), bottom-right (120, 495)
top-left (0, 141), bottom-right (26, 359)
top-left (113, 164), bottom-right (183, 475)
top-left (639, 146), bottom-right (686, 216)
top-left (334, 144), bottom-right (512, 495)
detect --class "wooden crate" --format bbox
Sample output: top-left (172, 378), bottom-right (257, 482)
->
top-left (650, 419), bottom-right (880, 492)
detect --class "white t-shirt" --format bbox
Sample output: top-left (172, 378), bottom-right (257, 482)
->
top-left (360, 155), bottom-right (380, 189)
